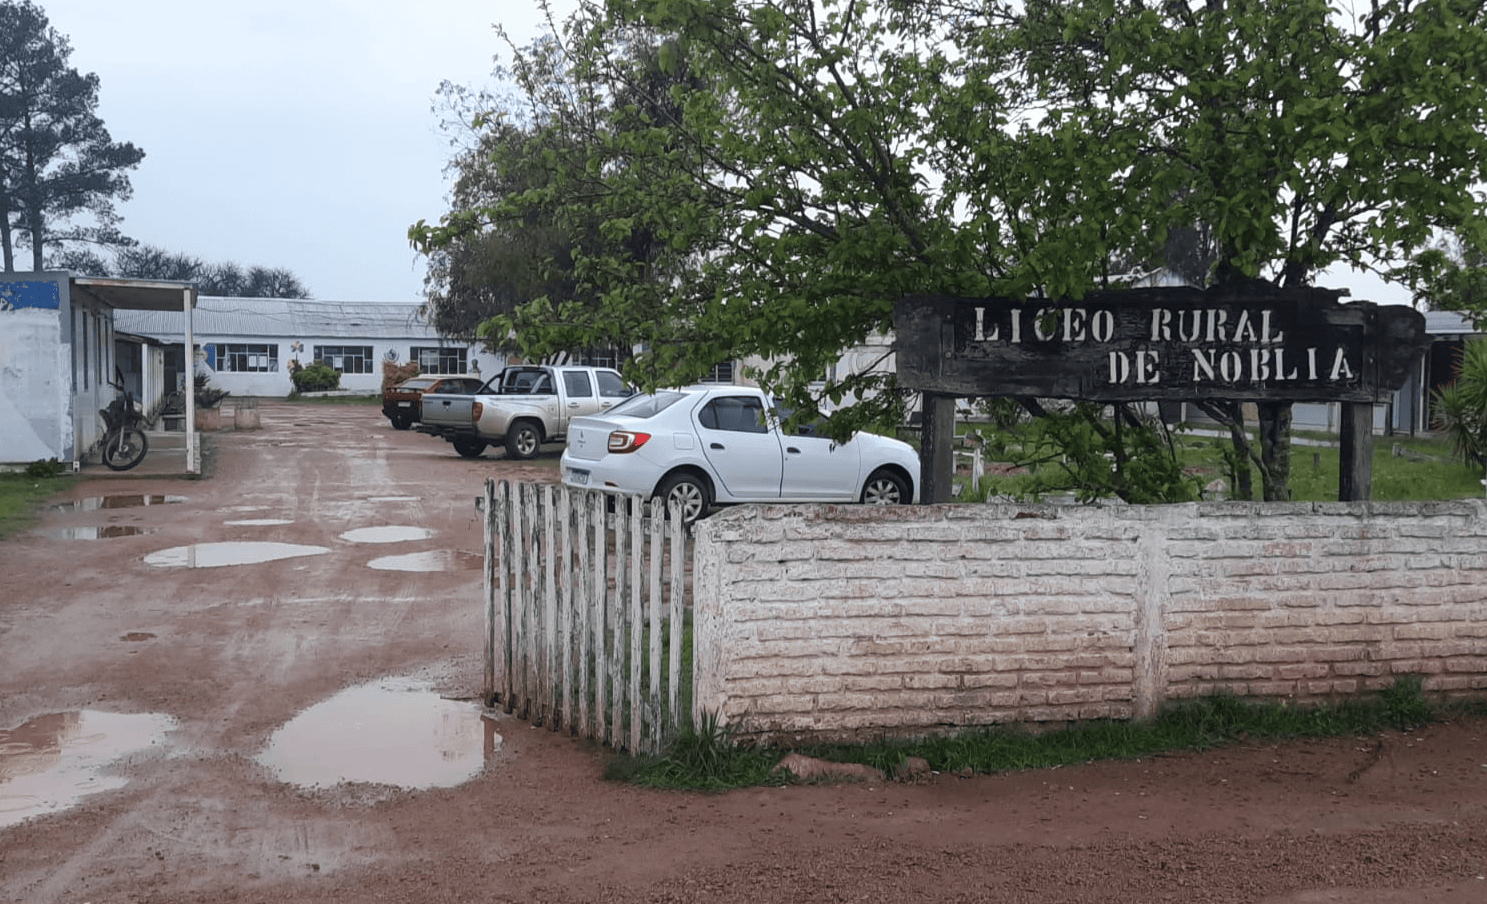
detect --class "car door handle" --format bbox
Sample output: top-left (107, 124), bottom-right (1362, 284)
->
top-left (786, 446), bottom-right (801, 454)
top-left (710, 442), bottom-right (725, 450)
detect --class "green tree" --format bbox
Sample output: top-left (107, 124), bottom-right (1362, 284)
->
top-left (411, 27), bottom-right (700, 360)
top-left (0, 0), bottom-right (144, 271)
top-left (979, 0), bottom-right (1487, 497)
top-left (51, 243), bottom-right (313, 297)
top-left (420, 0), bottom-right (1487, 501)
top-left (416, 97), bottom-right (578, 344)
top-left (1408, 231), bottom-right (1487, 327)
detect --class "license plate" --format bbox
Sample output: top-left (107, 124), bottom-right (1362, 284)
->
top-left (567, 468), bottom-right (590, 486)
top-left (397, 401), bottom-right (412, 407)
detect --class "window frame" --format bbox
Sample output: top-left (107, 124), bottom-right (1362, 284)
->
top-left (217, 343), bottom-right (279, 373)
top-left (313, 345), bottom-right (375, 374)
top-left (410, 346), bottom-right (468, 375)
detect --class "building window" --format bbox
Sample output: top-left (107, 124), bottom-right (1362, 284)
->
top-left (314, 345), bottom-right (374, 374)
top-left (218, 343), bottom-right (279, 373)
top-left (577, 348), bottom-right (621, 369)
top-left (701, 361), bottom-right (735, 384)
top-left (410, 346), bottom-right (467, 375)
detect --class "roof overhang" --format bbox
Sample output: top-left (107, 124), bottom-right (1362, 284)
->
top-left (72, 276), bottom-right (198, 312)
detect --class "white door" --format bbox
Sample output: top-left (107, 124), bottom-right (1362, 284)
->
top-left (696, 395), bottom-right (784, 499)
top-left (779, 431), bottom-right (861, 500)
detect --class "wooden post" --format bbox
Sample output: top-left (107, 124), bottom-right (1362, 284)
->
top-left (1338, 402), bottom-right (1374, 501)
top-left (919, 393), bottom-right (957, 504)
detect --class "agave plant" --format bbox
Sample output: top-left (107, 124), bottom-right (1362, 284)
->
top-left (1431, 338), bottom-right (1487, 473)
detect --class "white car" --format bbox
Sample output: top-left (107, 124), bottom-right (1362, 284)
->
top-left (560, 385), bottom-right (920, 523)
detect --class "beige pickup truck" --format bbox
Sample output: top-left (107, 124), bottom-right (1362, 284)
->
top-left (415, 365), bottom-right (632, 459)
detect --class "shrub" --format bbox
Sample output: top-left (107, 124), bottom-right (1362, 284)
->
top-left (24, 458), bottom-right (67, 478)
top-left (292, 362), bottom-right (342, 393)
top-left (194, 373), bottom-right (230, 409)
top-left (1431, 337), bottom-right (1487, 472)
top-left (382, 359), bottom-right (419, 391)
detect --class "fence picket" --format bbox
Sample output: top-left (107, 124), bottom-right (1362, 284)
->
top-left (591, 491), bottom-right (608, 744)
top-left (558, 488), bottom-right (574, 733)
top-left (515, 483), bottom-right (531, 718)
top-left (540, 485), bottom-right (556, 727)
top-left (499, 481), bottom-right (515, 713)
top-left (647, 498), bottom-right (664, 752)
top-left (482, 480), bottom-right (498, 705)
top-left (485, 483), bottom-right (688, 755)
top-left (608, 502), bottom-right (626, 747)
top-left (576, 492), bottom-right (592, 737)
top-left (628, 496), bottom-right (644, 752)
top-left (668, 499), bottom-right (684, 730)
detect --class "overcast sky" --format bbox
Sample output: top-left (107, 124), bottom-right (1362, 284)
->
top-left (37, 0), bottom-right (1411, 308)
top-left (39, 0), bottom-right (575, 302)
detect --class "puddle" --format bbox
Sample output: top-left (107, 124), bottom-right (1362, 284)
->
top-left (256, 677), bottom-right (499, 789)
top-left (38, 525), bottom-right (152, 540)
top-left (338, 526), bottom-right (435, 544)
top-left (52, 495), bottom-right (186, 513)
top-left (120, 632), bottom-right (156, 642)
top-left (224, 518), bottom-right (295, 526)
top-left (144, 542), bottom-right (331, 568)
top-left (1, 711), bottom-right (178, 829)
top-left (367, 550), bottom-right (483, 572)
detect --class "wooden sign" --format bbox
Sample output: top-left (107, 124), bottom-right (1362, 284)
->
top-left (894, 285), bottom-right (1428, 403)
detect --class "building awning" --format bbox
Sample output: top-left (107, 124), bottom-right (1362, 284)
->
top-left (71, 276), bottom-right (201, 474)
top-left (71, 277), bottom-right (198, 312)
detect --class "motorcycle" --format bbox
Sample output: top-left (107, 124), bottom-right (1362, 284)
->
top-left (99, 367), bottom-right (148, 471)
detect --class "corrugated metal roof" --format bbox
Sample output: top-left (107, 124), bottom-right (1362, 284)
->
top-left (1423, 310), bottom-right (1479, 336)
top-left (115, 297), bottom-right (438, 340)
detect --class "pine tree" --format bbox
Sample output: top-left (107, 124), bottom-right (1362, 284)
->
top-left (0, 0), bottom-right (145, 271)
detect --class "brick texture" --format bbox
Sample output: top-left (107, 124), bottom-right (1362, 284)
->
top-left (690, 500), bottom-right (1487, 743)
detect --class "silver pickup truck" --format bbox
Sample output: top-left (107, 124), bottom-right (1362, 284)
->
top-left (416, 365), bottom-right (632, 459)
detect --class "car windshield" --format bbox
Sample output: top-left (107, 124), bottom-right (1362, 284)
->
top-left (398, 378), bottom-right (438, 391)
top-left (606, 390), bottom-right (689, 419)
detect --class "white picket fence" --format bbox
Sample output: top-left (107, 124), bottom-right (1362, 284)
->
top-left (480, 480), bottom-right (690, 755)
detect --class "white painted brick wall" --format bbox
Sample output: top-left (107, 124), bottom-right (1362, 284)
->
top-left (691, 500), bottom-right (1487, 743)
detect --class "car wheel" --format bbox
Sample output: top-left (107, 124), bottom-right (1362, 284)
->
top-left (452, 436), bottom-right (487, 459)
top-left (655, 472), bottom-right (710, 524)
top-left (505, 421), bottom-right (542, 460)
top-left (390, 414), bottom-right (414, 431)
top-left (861, 468), bottom-right (909, 505)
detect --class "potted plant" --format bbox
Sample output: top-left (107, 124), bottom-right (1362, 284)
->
top-left (194, 374), bottom-right (231, 431)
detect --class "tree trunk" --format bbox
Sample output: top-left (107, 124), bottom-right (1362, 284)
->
top-left (26, 200), bottom-right (45, 271)
top-left (1195, 400), bottom-right (1255, 501)
top-left (0, 208), bottom-right (13, 271)
top-left (1258, 401), bottom-right (1292, 501)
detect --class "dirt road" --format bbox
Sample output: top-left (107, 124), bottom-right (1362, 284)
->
top-left (1, 402), bottom-right (1484, 903)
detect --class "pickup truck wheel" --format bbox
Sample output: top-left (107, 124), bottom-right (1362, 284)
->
top-left (655, 473), bottom-right (710, 524)
top-left (505, 421), bottom-right (542, 460)
top-left (452, 436), bottom-right (487, 459)
top-left (390, 413), bottom-right (414, 431)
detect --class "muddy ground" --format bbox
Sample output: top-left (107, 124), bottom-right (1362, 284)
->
top-left (1, 402), bottom-right (1484, 903)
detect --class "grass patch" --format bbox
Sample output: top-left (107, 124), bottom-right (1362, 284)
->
top-left (608, 677), bottom-right (1481, 790)
top-left (606, 710), bottom-right (781, 789)
top-left (0, 469), bottom-right (73, 540)
top-left (968, 424), bottom-right (1484, 503)
top-left (282, 393), bottom-right (380, 405)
